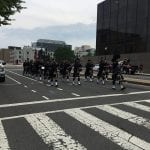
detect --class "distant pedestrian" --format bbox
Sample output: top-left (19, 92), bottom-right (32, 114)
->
top-left (139, 64), bottom-right (143, 73)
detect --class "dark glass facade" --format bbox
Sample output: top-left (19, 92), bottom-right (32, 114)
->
top-left (32, 39), bottom-right (72, 52)
top-left (96, 0), bottom-right (150, 55)
top-left (36, 42), bottom-right (72, 52)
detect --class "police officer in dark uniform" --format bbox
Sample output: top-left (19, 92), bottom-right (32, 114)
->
top-left (23, 60), bottom-right (27, 75)
top-left (112, 55), bottom-right (125, 90)
top-left (43, 60), bottom-right (49, 80)
top-left (103, 59), bottom-right (109, 80)
top-left (85, 59), bottom-right (94, 82)
top-left (39, 60), bottom-right (45, 80)
top-left (59, 61), bottom-right (65, 79)
top-left (63, 60), bottom-right (72, 81)
top-left (49, 59), bottom-right (59, 87)
top-left (97, 57), bottom-right (105, 85)
top-left (72, 58), bottom-right (82, 85)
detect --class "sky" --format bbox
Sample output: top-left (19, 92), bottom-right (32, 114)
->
top-left (0, 0), bottom-right (104, 49)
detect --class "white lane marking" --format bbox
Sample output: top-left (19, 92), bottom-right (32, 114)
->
top-left (124, 102), bottom-right (150, 112)
top-left (0, 90), bottom-right (149, 109)
top-left (65, 109), bottom-right (149, 150)
top-left (31, 90), bottom-right (37, 93)
top-left (25, 114), bottom-right (86, 150)
top-left (144, 100), bottom-right (150, 103)
top-left (46, 84), bottom-right (51, 86)
top-left (72, 93), bottom-right (80, 97)
top-left (129, 91), bottom-right (150, 95)
top-left (57, 88), bottom-right (63, 91)
top-left (1, 99), bottom-right (150, 120)
top-left (125, 91), bottom-right (150, 95)
top-left (0, 93), bottom-right (123, 108)
top-left (0, 120), bottom-right (10, 150)
top-left (6, 69), bottom-right (37, 82)
top-left (97, 105), bottom-right (150, 129)
top-left (42, 96), bottom-right (49, 100)
top-left (24, 85), bottom-right (28, 88)
top-left (6, 75), bottom-right (21, 85)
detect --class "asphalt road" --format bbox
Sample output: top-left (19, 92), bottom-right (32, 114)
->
top-left (0, 68), bottom-right (150, 150)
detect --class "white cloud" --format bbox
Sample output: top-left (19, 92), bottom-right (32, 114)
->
top-left (0, 0), bottom-right (104, 48)
top-left (0, 23), bottom-right (96, 49)
top-left (3, 0), bottom-right (104, 29)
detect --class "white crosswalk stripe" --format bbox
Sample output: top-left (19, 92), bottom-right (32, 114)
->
top-left (144, 100), bottom-right (150, 103)
top-left (25, 114), bottom-right (86, 150)
top-left (1, 100), bottom-right (150, 150)
top-left (97, 105), bottom-right (150, 129)
top-left (65, 109), bottom-right (150, 150)
top-left (124, 102), bottom-right (150, 112)
top-left (0, 120), bottom-right (10, 150)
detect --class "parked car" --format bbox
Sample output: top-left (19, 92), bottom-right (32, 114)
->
top-left (130, 65), bottom-right (139, 75)
top-left (0, 64), bottom-right (5, 82)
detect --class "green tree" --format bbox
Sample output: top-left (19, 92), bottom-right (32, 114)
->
top-left (0, 0), bottom-right (25, 26)
top-left (54, 47), bottom-right (75, 62)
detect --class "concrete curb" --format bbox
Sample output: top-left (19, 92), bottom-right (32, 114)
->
top-left (136, 73), bottom-right (150, 76)
top-left (124, 78), bottom-right (150, 86)
top-left (5, 64), bottom-right (23, 69)
top-left (81, 72), bottom-right (150, 86)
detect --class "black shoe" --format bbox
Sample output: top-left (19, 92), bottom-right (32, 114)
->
top-left (55, 83), bottom-right (58, 87)
top-left (112, 85), bottom-right (116, 90)
top-left (121, 87), bottom-right (126, 90)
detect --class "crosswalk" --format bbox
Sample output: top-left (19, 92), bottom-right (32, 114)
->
top-left (0, 100), bottom-right (150, 150)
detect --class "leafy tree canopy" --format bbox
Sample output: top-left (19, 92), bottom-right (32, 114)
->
top-left (54, 47), bottom-right (75, 62)
top-left (0, 0), bottom-right (25, 26)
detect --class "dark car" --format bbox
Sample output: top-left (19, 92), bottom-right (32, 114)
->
top-left (130, 65), bottom-right (139, 75)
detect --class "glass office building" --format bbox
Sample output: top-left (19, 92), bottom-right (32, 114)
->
top-left (96, 0), bottom-right (150, 55)
top-left (32, 39), bottom-right (72, 52)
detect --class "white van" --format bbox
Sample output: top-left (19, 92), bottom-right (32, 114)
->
top-left (0, 64), bottom-right (5, 82)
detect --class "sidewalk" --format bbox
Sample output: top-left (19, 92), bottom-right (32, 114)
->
top-left (5, 64), bottom-right (23, 69)
top-left (121, 74), bottom-right (150, 86)
top-left (81, 71), bottom-right (150, 86)
top-left (136, 73), bottom-right (150, 76)
top-left (124, 76), bottom-right (150, 86)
